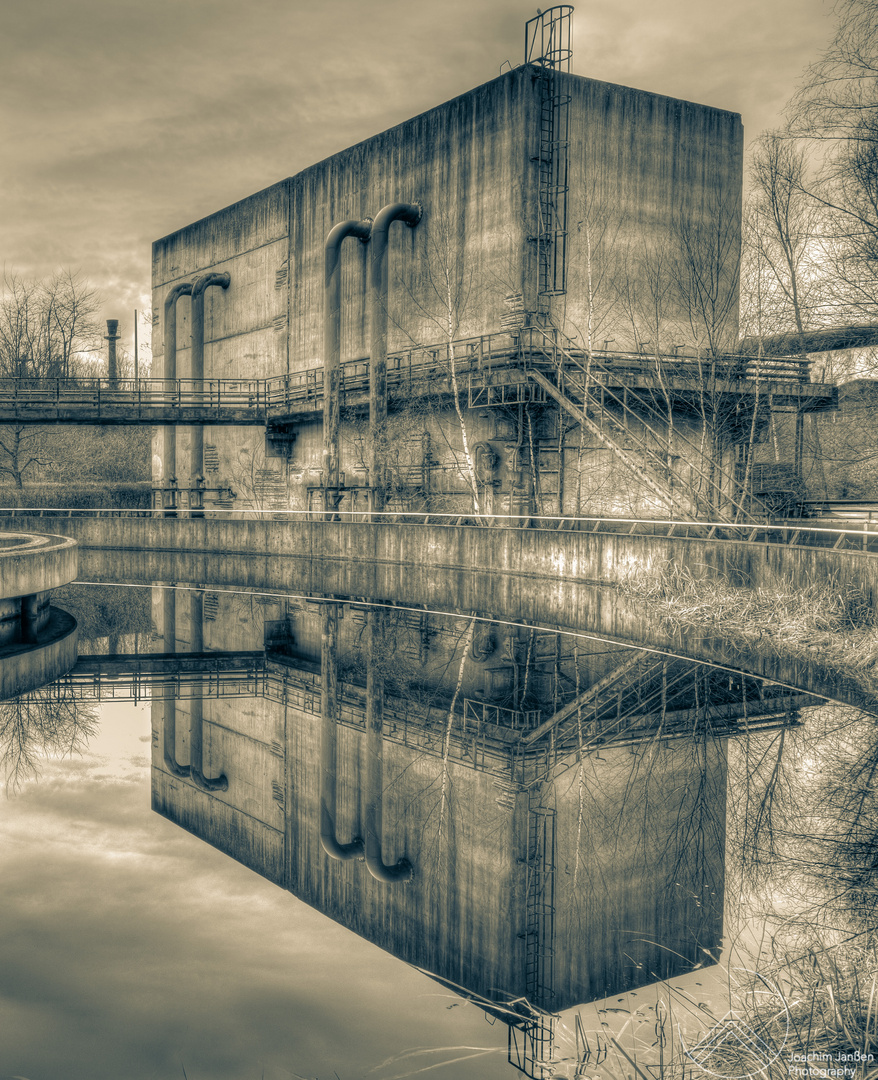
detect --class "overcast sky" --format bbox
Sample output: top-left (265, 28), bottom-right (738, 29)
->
top-left (1, 0), bottom-right (837, 360)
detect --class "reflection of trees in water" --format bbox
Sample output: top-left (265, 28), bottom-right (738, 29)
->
top-left (53, 583), bottom-right (153, 643)
top-left (0, 689), bottom-right (99, 793)
top-left (731, 705), bottom-right (878, 939)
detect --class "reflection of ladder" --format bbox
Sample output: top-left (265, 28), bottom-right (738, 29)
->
top-left (524, 785), bottom-right (556, 1010)
top-left (508, 1012), bottom-right (557, 1080)
top-left (522, 326), bottom-right (772, 522)
top-left (526, 7), bottom-right (572, 314)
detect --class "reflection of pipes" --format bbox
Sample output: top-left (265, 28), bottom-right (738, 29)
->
top-left (369, 202), bottom-right (422, 513)
top-left (189, 272), bottom-right (230, 518)
top-left (161, 586), bottom-right (189, 778)
top-left (320, 603), bottom-right (364, 861)
top-left (365, 610), bottom-right (412, 882)
top-left (162, 283), bottom-right (193, 505)
top-left (188, 588), bottom-right (228, 791)
top-left (324, 219), bottom-right (371, 515)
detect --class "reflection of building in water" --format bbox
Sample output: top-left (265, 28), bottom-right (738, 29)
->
top-left (149, 587), bottom-right (810, 1033)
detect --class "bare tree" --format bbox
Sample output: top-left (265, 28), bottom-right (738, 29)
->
top-left (0, 270), bottom-right (101, 487)
top-left (747, 133), bottom-right (826, 345)
top-left (0, 689), bottom-right (100, 793)
top-left (788, 0), bottom-right (878, 322)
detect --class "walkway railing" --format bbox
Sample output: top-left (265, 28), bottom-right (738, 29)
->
top-left (3, 507), bottom-right (878, 552)
top-left (0, 330), bottom-right (820, 425)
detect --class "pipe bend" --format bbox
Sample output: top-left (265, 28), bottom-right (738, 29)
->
top-left (365, 852), bottom-right (413, 883)
top-left (325, 218), bottom-right (372, 253)
top-left (192, 271), bottom-right (231, 298)
top-left (371, 202), bottom-right (422, 239)
top-left (164, 281), bottom-right (193, 314)
top-left (190, 765), bottom-right (228, 793)
top-left (163, 748), bottom-right (190, 778)
top-left (320, 804), bottom-right (365, 861)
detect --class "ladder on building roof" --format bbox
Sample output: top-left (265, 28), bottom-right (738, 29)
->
top-left (526, 6), bottom-right (573, 312)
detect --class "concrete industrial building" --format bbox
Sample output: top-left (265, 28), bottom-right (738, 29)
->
top-left (151, 9), bottom-right (834, 521)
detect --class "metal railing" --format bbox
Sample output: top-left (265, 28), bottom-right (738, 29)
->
top-left (3, 506), bottom-right (878, 552)
top-left (0, 327), bottom-right (818, 424)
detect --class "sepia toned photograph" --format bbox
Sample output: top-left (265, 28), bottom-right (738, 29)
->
top-left (1, 1), bottom-right (877, 1077)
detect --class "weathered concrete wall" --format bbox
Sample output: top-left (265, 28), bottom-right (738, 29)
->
top-left (152, 690), bottom-right (724, 1009)
top-left (0, 606), bottom-right (78, 700)
top-left (152, 181), bottom-right (290, 494)
top-left (0, 532), bottom-right (77, 599)
top-left (561, 74), bottom-right (743, 350)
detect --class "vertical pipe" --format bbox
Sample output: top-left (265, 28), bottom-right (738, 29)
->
top-left (161, 585), bottom-right (189, 778)
top-left (324, 219), bottom-right (371, 516)
top-left (320, 602), bottom-right (364, 861)
top-left (162, 283), bottom-right (193, 506)
top-left (190, 272), bottom-right (230, 518)
top-left (369, 203), bottom-right (421, 512)
top-left (365, 609), bottom-right (412, 882)
top-left (188, 588), bottom-right (227, 791)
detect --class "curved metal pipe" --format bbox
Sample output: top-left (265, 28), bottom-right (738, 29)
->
top-left (324, 219), bottom-right (371, 514)
top-left (161, 585), bottom-right (189, 777)
top-left (189, 273), bottom-right (230, 518)
top-left (162, 283), bottom-right (193, 496)
top-left (187, 589), bottom-right (228, 792)
top-left (369, 202), bottom-right (422, 512)
top-left (320, 603), bottom-right (364, 861)
top-left (365, 610), bottom-right (412, 882)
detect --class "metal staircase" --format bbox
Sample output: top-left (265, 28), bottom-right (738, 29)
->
top-left (520, 326), bottom-right (776, 522)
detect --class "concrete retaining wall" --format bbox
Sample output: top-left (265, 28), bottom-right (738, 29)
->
top-left (15, 515), bottom-right (878, 707)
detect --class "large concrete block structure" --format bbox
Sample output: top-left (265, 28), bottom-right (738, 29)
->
top-left (152, 23), bottom-right (836, 522)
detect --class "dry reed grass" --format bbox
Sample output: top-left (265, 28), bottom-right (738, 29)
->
top-left (619, 562), bottom-right (878, 690)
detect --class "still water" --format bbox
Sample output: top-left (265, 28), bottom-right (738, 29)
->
top-left (0, 559), bottom-right (873, 1080)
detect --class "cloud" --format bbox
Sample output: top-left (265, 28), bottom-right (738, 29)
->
top-left (0, 755), bottom-right (508, 1080)
top-left (0, 0), bottom-right (836, 356)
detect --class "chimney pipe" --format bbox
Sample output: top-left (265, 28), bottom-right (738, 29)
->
top-left (105, 319), bottom-right (120, 385)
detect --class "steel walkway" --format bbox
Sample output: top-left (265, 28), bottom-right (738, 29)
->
top-left (0, 329), bottom-right (833, 425)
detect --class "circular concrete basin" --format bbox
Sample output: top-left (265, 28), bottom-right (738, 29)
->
top-left (0, 532), bottom-right (79, 697)
top-left (0, 532), bottom-right (78, 599)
